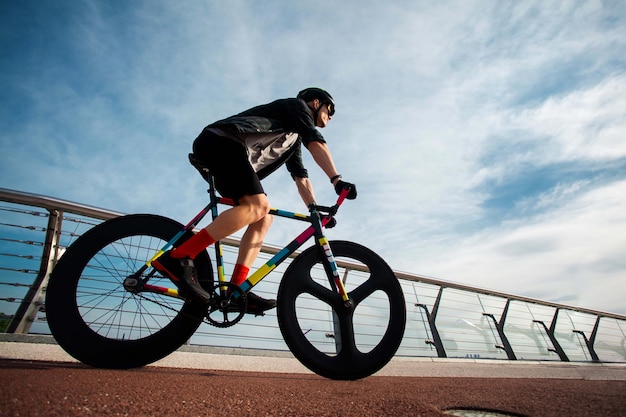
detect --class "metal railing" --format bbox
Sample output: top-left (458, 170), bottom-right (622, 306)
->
top-left (1, 187), bottom-right (625, 363)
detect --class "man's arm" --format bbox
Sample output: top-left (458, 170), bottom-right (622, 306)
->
top-left (305, 141), bottom-right (342, 186)
top-left (294, 176), bottom-right (316, 206)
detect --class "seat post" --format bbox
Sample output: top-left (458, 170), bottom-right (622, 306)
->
top-left (188, 153), bottom-right (223, 221)
top-left (206, 174), bottom-right (221, 221)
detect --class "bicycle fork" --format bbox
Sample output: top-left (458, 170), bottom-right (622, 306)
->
top-left (318, 235), bottom-right (352, 307)
top-left (310, 206), bottom-right (352, 308)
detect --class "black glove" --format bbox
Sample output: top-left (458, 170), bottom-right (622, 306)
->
top-left (334, 180), bottom-right (357, 199)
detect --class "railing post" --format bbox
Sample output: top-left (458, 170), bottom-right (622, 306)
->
top-left (533, 308), bottom-right (569, 361)
top-left (573, 316), bottom-right (601, 362)
top-left (483, 299), bottom-right (517, 360)
top-left (6, 209), bottom-right (63, 333)
top-left (415, 287), bottom-right (447, 358)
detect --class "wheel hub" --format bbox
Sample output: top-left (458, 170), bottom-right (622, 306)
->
top-left (123, 274), bottom-right (142, 293)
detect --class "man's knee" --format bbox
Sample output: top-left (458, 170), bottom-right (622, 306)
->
top-left (240, 194), bottom-right (270, 222)
top-left (260, 213), bottom-right (274, 229)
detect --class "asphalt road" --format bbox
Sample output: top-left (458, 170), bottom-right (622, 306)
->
top-left (1, 338), bottom-right (625, 417)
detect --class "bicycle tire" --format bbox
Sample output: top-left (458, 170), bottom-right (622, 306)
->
top-left (277, 241), bottom-right (406, 380)
top-left (45, 214), bottom-right (213, 369)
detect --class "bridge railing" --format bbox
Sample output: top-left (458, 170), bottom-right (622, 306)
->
top-left (1, 187), bottom-right (625, 363)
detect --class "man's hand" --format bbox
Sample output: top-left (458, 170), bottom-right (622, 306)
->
top-left (334, 180), bottom-right (357, 199)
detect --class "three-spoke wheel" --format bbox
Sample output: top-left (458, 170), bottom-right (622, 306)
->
top-left (277, 241), bottom-right (406, 380)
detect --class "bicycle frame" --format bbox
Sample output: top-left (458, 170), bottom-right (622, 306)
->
top-left (142, 174), bottom-right (352, 305)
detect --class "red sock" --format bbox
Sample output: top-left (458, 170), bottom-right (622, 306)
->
top-left (171, 229), bottom-right (216, 259)
top-left (230, 264), bottom-right (250, 287)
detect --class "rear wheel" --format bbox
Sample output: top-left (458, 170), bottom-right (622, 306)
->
top-left (277, 241), bottom-right (406, 380)
top-left (45, 214), bottom-right (213, 368)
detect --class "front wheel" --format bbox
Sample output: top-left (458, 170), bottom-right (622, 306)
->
top-left (45, 214), bottom-right (213, 368)
top-left (277, 241), bottom-right (406, 380)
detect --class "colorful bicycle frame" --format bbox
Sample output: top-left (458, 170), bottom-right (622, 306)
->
top-left (142, 172), bottom-right (352, 305)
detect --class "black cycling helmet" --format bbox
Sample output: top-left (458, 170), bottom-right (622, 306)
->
top-left (297, 87), bottom-right (335, 116)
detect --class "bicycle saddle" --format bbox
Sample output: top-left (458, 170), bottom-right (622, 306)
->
top-left (188, 153), bottom-right (212, 183)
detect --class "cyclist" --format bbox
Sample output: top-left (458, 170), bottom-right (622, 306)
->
top-left (154, 88), bottom-right (357, 314)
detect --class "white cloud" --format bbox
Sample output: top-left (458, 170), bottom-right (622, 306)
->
top-left (410, 179), bottom-right (626, 314)
top-left (510, 77), bottom-right (626, 162)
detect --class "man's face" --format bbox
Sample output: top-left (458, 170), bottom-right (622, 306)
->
top-left (315, 101), bottom-right (332, 128)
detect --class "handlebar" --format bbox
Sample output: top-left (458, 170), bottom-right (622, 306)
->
top-left (309, 185), bottom-right (352, 216)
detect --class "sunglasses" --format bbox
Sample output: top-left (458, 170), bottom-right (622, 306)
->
top-left (325, 102), bottom-right (335, 116)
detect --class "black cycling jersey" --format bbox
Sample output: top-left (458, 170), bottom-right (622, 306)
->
top-left (202, 97), bottom-right (326, 180)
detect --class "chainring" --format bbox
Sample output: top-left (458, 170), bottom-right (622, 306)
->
top-left (205, 282), bottom-right (247, 328)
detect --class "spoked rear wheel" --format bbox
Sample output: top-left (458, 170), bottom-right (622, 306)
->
top-left (45, 214), bottom-right (213, 368)
top-left (277, 241), bottom-right (406, 380)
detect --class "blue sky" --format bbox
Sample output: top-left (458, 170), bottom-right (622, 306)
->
top-left (1, 0), bottom-right (625, 314)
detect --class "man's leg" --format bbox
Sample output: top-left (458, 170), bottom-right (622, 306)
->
top-left (168, 193), bottom-right (276, 311)
top-left (171, 194), bottom-right (269, 258)
top-left (212, 195), bottom-right (275, 314)
top-left (235, 213), bottom-right (274, 268)
top-left (228, 211), bottom-right (277, 314)
top-left (208, 194), bottom-right (270, 242)
top-left (230, 213), bottom-right (274, 286)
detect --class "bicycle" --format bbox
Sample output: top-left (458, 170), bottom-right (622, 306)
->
top-left (45, 154), bottom-right (407, 380)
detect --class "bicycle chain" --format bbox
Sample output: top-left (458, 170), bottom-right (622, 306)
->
top-left (133, 283), bottom-right (247, 328)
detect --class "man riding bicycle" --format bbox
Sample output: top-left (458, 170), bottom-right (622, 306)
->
top-left (154, 87), bottom-right (357, 314)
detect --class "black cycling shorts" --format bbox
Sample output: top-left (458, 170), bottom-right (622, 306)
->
top-left (192, 131), bottom-right (265, 202)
